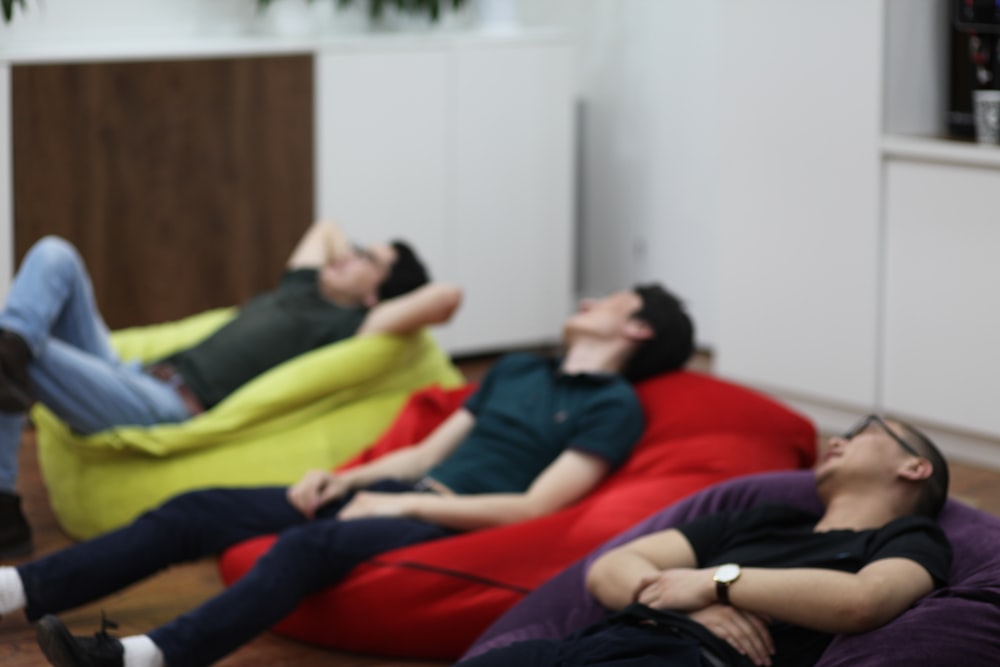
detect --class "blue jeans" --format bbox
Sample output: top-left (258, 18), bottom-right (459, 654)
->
top-left (0, 236), bottom-right (191, 491)
top-left (17, 480), bottom-right (456, 667)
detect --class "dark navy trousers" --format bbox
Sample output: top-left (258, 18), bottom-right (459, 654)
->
top-left (457, 620), bottom-right (707, 667)
top-left (17, 480), bottom-right (455, 666)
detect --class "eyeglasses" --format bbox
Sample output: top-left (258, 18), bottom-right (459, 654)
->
top-left (841, 414), bottom-right (923, 458)
top-left (351, 244), bottom-right (378, 265)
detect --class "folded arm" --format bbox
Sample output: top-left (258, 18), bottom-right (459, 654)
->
top-left (587, 527), bottom-right (935, 634)
top-left (696, 559), bottom-right (934, 634)
top-left (337, 448), bottom-right (612, 531)
top-left (586, 528), bottom-right (698, 610)
top-left (588, 530), bottom-right (777, 666)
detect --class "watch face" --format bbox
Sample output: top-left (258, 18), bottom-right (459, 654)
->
top-left (715, 563), bottom-right (740, 583)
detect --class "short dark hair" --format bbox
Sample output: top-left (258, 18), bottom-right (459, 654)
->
top-left (895, 420), bottom-right (950, 517)
top-left (377, 240), bottom-right (430, 301)
top-left (621, 283), bottom-right (695, 384)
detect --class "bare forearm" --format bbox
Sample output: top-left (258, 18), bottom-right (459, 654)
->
top-left (406, 493), bottom-right (548, 532)
top-left (586, 550), bottom-right (662, 610)
top-left (320, 221), bottom-right (350, 263)
top-left (340, 447), bottom-right (612, 531)
top-left (729, 568), bottom-right (912, 634)
top-left (656, 566), bottom-right (929, 635)
top-left (403, 449), bottom-right (616, 531)
top-left (288, 220), bottom-right (350, 268)
top-left (586, 529), bottom-right (698, 610)
top-left (341, 411), bottom-right (474, 490)
top-left (339, 447), bottom-right (429, 489)
top-left (358, 283), bottom-right (463, 336)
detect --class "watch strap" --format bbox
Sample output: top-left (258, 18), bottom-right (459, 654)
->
top-left (716, 578), bottom-right (733, 605)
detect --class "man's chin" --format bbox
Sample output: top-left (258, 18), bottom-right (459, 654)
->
top-left (813, 463), bottom-right (833, 485)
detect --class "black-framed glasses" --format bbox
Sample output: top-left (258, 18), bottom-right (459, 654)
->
top-left (841, 414), bottom-right (923, 458)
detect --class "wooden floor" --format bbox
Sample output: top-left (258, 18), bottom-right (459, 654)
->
top-left (2, 354), bottom-right (1000, 665)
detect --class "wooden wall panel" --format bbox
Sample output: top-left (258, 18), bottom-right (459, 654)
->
top-left (11, 55), bottom-right (314, 329)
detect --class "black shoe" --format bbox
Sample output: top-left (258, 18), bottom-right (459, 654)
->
top-left (36, 613), bottom-right (124, 667)
top-left (0, 329), bottom-right (32, 412)
top-left (0, 490), bottom-right (32, 558)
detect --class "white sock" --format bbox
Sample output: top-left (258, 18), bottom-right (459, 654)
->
top-left (0, 566), bottom-right (26, 615)
top-left (121, 635), bottom-right (165, 667)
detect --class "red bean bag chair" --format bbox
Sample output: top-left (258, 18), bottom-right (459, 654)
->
top-left (218, 370), bottom-right (816, 659)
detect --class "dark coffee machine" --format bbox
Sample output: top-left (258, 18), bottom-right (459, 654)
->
top-left (949, 0), bottom-right (1000, 138)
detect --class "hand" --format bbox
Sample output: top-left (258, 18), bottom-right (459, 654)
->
top-left (337, 491), bottom-right (416, 520)
top-left (688, 604), bottom-right (774, 667)
top-left (633, 568), bottom-right (715, 611)
top-left (287, 469), bottom-right (350, 518)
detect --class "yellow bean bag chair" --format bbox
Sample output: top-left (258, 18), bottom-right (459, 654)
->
top-left (33, 308), bottom-right (463, 539)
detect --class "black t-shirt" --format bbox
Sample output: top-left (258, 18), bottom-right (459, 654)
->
top-left (645, 503), bottom-right (952, 666)
top-left (166, 269), bottom-right (368, 408)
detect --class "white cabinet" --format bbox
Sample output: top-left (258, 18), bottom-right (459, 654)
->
top-left (315, 48), bottom-right (453, 314)
top-left (882, 160), bottom-right (1000, 437)
top-left (715, 0), bottom-right (884, 407)
top-left (713, 0), bottom-right (1000, 466)
top-left (450, 41), bottom-right (573, 353)
top-left (875, 0), bottom-right (1000, 462)
top-left (315, 35), bottom-right (573, 355)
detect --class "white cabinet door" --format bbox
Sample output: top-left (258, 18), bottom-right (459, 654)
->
top-left (715, 0), bottom-right (883, 406)
top-left (315, 38), bottom-right (573, 355)
top-left (882, 160), bottom-right (1000, 436)
top-left (315, 47), bottom-right (452, 304)
top-left (450, 41), bottom-right (573, 354)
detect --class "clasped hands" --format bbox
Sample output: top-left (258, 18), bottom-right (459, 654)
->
top-left (634, 568), bottom-right (774, 667)
top-left (286, 470), bottom-right (420, 520)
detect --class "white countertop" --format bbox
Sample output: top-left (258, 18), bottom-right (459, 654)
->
top-left (882, 133), bottom-right (1000, 170)
top-left (0, 27), bottom-right (566, 65)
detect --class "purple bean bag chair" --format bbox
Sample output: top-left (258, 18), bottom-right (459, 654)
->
top-left (463, 469), bottom-right (1000, 666)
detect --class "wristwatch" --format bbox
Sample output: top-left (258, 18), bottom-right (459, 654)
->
top-left (713, 563), bottom-right (742, 605)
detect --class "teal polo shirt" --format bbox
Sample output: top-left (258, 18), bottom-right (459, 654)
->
top-left (428, 353), bottom-right (644, 495)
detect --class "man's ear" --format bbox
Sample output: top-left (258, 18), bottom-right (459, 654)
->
top-left (899, 458), bottom-right (934, 483)
top-left (623, 318), bottom-right (654, 342)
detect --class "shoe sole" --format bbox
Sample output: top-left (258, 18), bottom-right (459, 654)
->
top-left (35, 615), bottom-right (82, 667)
top-left (0, 367), bottom-right (33, 412)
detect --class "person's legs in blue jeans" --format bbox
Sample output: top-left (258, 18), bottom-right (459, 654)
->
top-left (27, 340), bottom-right (190, 435)
top-left (0, 237), bottom-right (190, 555)
top-left (0, 236), bottom-right (118, 362)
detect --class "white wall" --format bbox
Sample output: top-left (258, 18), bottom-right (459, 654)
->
top-left (519, 0), bottom-right (720, 349)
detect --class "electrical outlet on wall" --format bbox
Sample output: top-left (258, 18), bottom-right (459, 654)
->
top-left (632, 237), bottom-right (647, 259)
